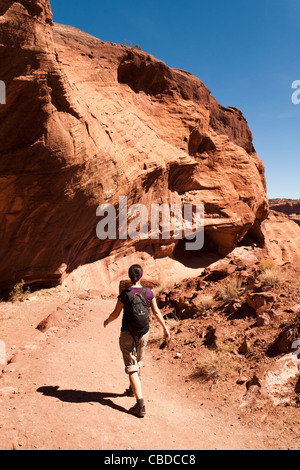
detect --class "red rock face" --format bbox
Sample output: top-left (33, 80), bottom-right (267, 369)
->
top-left (0, 0), bottom-right (268, 295)
top-left (269, 199), bottom-right (300, 226)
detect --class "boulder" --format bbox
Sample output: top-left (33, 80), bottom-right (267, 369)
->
top-left (246, 292), bottom-right (276, 312)
top-left (260, 353), bottom-right (299, 405)
top-left (203, 260), bottom-right (237, 281)
top-left (256, 312), bottom-right (270, 327)
top-left (238, 339), bottom-right (250, 355)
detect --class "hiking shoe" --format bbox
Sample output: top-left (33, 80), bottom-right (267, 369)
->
top-left (129, 402), bottom-right (146, 418)
top-left (125, 387), bottom-right (135, 397)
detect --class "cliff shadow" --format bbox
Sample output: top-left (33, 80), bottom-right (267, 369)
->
top-left (171, 232), bottom-right (225, 269)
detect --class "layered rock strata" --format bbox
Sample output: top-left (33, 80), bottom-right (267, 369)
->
top-left (0, 0), bottom-right (268, 295)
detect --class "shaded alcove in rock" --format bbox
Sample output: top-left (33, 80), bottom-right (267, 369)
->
top-left (237, 219), bottom-right (266, 249)
top-left (117, 50), bottom-right (171, 97)
top-left (188, 129), bottom-right (216, 157)
top-left (172, 230), bottom-right (224, 269)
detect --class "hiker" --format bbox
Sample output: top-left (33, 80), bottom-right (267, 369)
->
top-left (103, 264), bottom-right (171, 418)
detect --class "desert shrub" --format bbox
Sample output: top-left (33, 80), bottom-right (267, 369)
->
top-left (258, 266), bottom-right (285, 287)
top-left (258, 264), bottom-right (285, 287)
top-left (124, 40), bottom-right (142, 50)
top-left (193, 350), bottom-right (226, 382)
top-left (149, 312), bottom-right (180, 344)
top-left (197, 294), bottom-right (214, 314)
top-left (220, 276), bottom-right (243, 302)
top-left (258, 258), bottom-right (277, 271)
top-left (8, 280), bottom-right (30, 303)
top-left (256, 258), bottom-right (285, 286)
top-left (215, 339), bottom-right (237, 354)
top-left (148, 324), bottom-right (165, 343)
top-left (153, 280), bottom-right (174, 297)
top-left (165, 315), bottom-right (180, 331)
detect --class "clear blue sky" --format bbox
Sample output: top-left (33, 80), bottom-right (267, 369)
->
top-left (50, 0), bottom-right (300, 199)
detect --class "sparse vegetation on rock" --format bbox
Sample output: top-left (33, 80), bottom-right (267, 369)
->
top-left (193, 349), bottom-right (226, 382)
top-left (152, 245), bottom-right (300, 411)
top-left (8, 280), bottom-right (30, 303)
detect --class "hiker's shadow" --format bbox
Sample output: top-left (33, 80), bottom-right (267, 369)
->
top-left (37, 386), bottom-right (131, 415)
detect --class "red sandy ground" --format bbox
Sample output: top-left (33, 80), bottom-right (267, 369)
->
top-left (0, 287), bottom-right (299, 450)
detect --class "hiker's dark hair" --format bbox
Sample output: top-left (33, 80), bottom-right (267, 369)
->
top-left (128, 264), bottom-right (143, 284)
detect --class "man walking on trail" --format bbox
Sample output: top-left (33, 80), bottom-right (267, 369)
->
top-left (103, 264), bottom-right (171, 418)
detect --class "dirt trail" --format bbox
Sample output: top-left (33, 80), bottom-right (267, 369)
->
top-left (0, 297), bottom-right (286, 450)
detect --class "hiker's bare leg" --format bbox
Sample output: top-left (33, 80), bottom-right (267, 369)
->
top-left (129, 371), bottom-right (143, 400)
top-left (129, 367), bottom-right (142, 389)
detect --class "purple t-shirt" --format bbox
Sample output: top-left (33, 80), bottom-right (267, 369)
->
top-left (118, 287), bottom-right (155, 307)
top-left (118, 287), bottom-right (155, 332)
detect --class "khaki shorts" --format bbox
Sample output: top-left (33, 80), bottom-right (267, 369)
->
top-left (119, 330), bottom-right (150, 374)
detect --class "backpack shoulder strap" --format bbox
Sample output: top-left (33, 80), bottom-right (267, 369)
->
top-left (137, 287), bottom-right (148, 306)
top-left (124, 289), bottom-right (134, 301)
top-left (140, 286), bottom-right (147, 298)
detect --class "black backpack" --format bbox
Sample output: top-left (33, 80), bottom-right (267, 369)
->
top-left (123, 287), bottom-right (150, 340)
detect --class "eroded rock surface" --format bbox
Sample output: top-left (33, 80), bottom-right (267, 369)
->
top-left (269, 199), bottom-right (300, 226)
top-left (0, 0), bottom-right (268, 295)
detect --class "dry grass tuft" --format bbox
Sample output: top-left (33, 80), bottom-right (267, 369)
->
top-left (197, 295), bottom-right (214, 314)
top-left (192, 349), bottom-right (227, 382)
top-left (153, 280), bottom-right (174, 297)
top-left (258, 268), bottom-right (285, 287)
top-left (258, 258), bottom-right (277, 271)
top-left (257, 259), bottom-right (285, 287)
top-left (149, 313), bottom-right (181, 344)
top-left (220, 276), bottom-right (243, 302)
top-left (8, 280), bottom-right (30, 303)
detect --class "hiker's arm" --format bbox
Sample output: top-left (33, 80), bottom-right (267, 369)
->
top-left (150, 298), bottom-right (171, 342)
top-left (103, 300), bottom-right (123, 328)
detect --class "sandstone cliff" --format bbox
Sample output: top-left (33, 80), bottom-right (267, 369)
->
top-left (269, 199), bottom-right (300, 226)
top-left (0, 0), bottom-right (268, 296)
